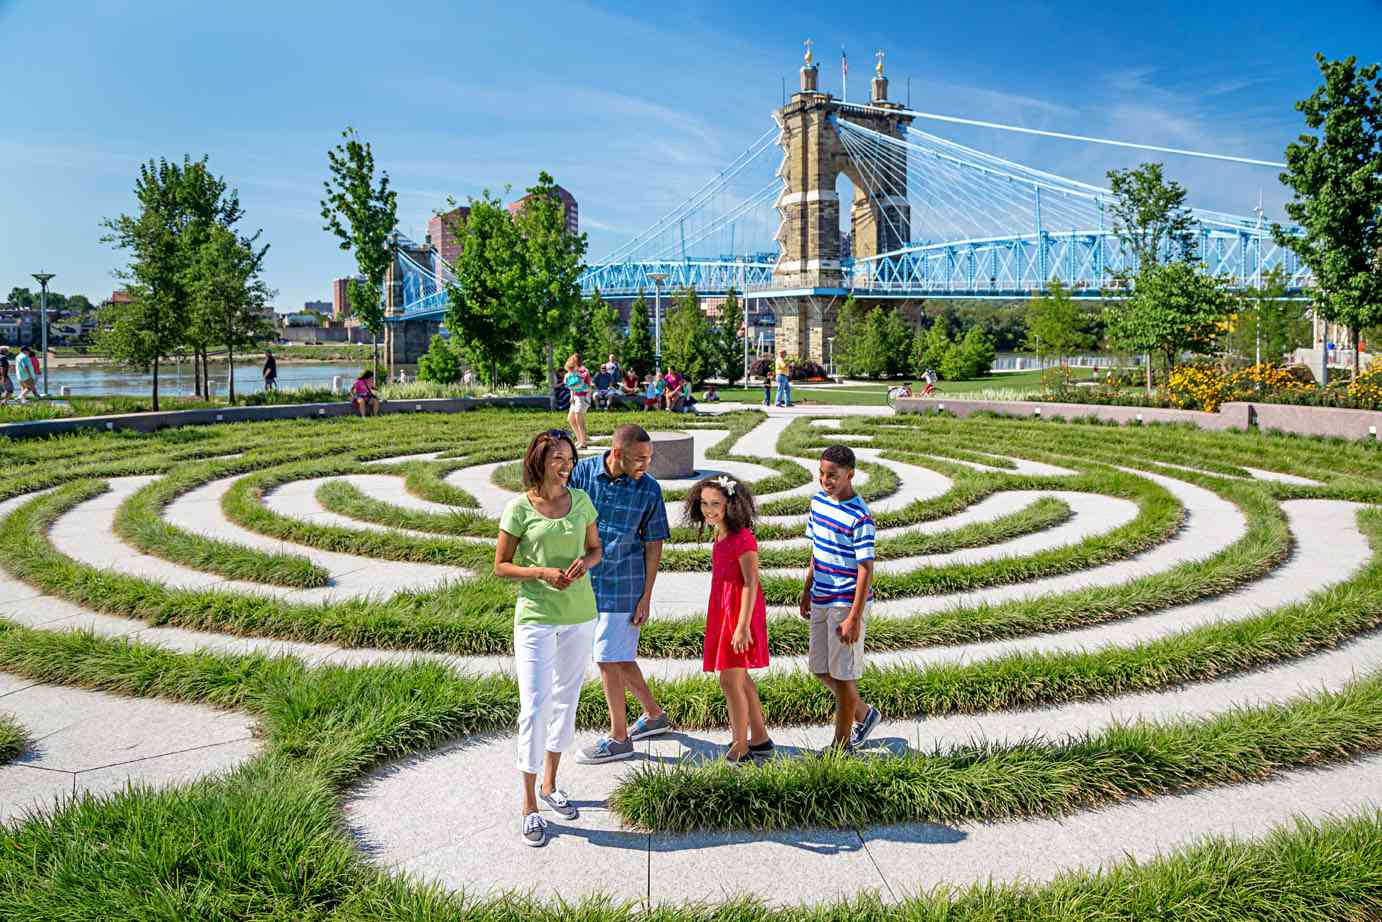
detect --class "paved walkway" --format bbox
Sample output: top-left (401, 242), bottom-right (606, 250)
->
top-left (1, 407), bottom-right (1378, 906)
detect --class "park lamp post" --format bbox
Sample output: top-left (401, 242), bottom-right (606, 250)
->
top-left (648, 271), bottom-right (668, 378)
top-left (31, 272), bottom-right (54, 396)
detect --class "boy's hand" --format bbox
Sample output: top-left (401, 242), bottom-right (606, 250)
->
top-left (798, 590), bottom-right (811, 620)
top-left (835, 615), bottom-right (862, 645)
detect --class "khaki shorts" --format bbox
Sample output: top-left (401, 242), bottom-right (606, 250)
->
top-left (808, 604), bottom-right (866, 681)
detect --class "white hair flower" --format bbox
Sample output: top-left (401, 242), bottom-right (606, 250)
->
top-left (712, 475), bottom-right (737, 496)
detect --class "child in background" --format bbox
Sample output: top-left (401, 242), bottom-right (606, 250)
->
top-left (799, 444), bottom-right (881, 752)
top-left (761, 372), bottom-right (772, 406)
top-left (642, 375), bottom-right (659, 411)
top-left (684, 474), bottom-right (772, 763)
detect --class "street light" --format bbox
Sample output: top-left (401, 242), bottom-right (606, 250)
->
top-left (648, 272), bottom-right (668, 377)
top-left (31, 272), bottom-right (54, 396)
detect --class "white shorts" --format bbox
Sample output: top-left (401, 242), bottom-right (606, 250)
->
top-left (570, 395), bottom-right (591, 413)
top-left (808, 604), bottom-right (867, 681)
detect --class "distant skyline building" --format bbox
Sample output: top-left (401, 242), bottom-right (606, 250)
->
top-left (507, 184), bottom-right (578, 236)
top-left (427, 206), bottom-right (469, 267)
top-left (303, 299), bottom-right (332, 315)
top-left (331, 276), bottom-right (363, 320)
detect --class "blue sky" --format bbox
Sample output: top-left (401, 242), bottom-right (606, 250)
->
top-left (1, 0), bottom-right (1378, 311)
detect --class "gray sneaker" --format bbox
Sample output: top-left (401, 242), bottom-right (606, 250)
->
top-left (539, 787), bottom-right (578, 820)
top-left (628, 713), bottom-right (671, 741)
top-left (850, 706), bottom-right (882, 748)
top-left (575, 736), bottom-right (635, 764)
top-left (522, 811), bottom-right (548, 847)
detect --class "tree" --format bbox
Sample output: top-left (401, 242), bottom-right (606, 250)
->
top-left (877, 308), bottom-right (913, 377)
top-left (916, 315), bottom-right (952, 374)
top-left (662, 287), bottom-right (710, 383)
top-left (1104, 261), bottom-right (1233, 373)
top-left (186, 224), bottom-right (273, 403)
top-left (585, 290), bottom-right (625, 369)
top-left (1025, 279), bottom-right (1093, 382)
top-left (101, 157), bottom-right (243, 409)
top-left (1106, 163), bottom-right (1197, 271)
top-left (833, 297), bottom-right (868, 377)
top-left (955, 325), bottom-right (997, 379)
top-left (416, 333), bottom-right (463, 383)
top-left (713, 289), bottom-right (745, 385)
top-left (1274, 54), bottom-right (1382, 382)
top-left (623, 290), bottom-right (655, 375)
top-left (1230, 266), bottom-right (1308, 365)
top-left (510, 172), bottom-right (588, 408)
top-left (320, 127), bottom-right (398, 376)
top-left (447, 192), bottom-right (522, 388)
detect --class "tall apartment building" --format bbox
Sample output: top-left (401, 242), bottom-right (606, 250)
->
top-left (331, 276), bottom-right (363, 320)
top-left (427, 205), bottom-right (470, 267)
top-left (507, 185), bottom-right (578, 235)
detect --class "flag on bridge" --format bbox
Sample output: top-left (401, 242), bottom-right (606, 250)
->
top-left (842, 48), bottom-right (848, 100)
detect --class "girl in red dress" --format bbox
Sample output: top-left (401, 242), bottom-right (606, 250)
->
top-left (683, 474), bottom-right (773, 763)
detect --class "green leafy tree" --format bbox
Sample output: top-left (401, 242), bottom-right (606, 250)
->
top-left (832, 296), bottom-right (866, 377)
top-left (877, 308), bottom-right (914, 377)
top-left (662, 287), bottom-right (709, 383)
top-left (416, 333), bottom-right (463, 383)
top-left (712, 289), bottom-right (745, 385)
top-left (1104, 161), bottom-right (1204, 386)
top-left (916, 315), bottom-right (952, 374)
top-left (447, 192), bottom-right (522, 388)
top-left (1105, 261), bottom-right (1233, 373)
top-left (1230, 266), bottom-right (1308, 365)
top-left (1025, 279), bottom-right (1093, 383)
top-left (511, 172), bottom-right (588, 408)
top-left (958, 325), bottom-right (997, 378)
top-left (1274, 54), bottom-right (1382, 382)
top-left (320, 127), bottom-right (398, 376)
top-left (623, 291), bottom-right (655, 375)
top-left (101, 157), bottom-right (243, 409)
top-left (585, 290), bottom-right (624, 370)
top-left (186, 224), bottom-right (273, 403)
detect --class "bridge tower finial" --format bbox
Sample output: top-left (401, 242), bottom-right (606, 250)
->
top-left (875, 49), bottom-right (885, 77)
top-left (800, 39), bottom-right (820, 92)
top-left (871, 48), bottom-right (889, 102)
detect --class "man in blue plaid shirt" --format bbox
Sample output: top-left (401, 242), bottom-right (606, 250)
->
top-left (572, 424), bottom-right (673, 763)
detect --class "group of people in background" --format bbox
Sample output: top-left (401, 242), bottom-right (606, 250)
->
top-left (563, 351), bottom-right (718, 451)
top-left (495, 424), bottom-right (878, 847)
top-left (0, 346), bottom-right (43, 403)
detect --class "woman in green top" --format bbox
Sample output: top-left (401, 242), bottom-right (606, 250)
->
top-left (494, 428), bottom-right (602, 848)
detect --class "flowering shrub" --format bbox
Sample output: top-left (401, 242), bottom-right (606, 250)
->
top-left (1167, 365), bottom-right (1234, 412)
top-left (1346, 368), bottom-right (1382, 408)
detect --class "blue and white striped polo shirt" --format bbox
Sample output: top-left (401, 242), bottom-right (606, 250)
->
top-left (806, 490), bottom-right (876, 606)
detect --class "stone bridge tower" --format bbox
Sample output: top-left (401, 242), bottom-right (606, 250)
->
top-left (769, 46), bottom-right (913, 363)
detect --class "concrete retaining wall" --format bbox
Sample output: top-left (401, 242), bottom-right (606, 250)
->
top-left (0, 395), bottom-right (552, 439)
top-left (895, 396), bottom-right (1379, 441)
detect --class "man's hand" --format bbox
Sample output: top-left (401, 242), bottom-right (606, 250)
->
top-left (835, 615), bottom-right (862, 645)
top-left (631, 596), bottom-right (652, 626)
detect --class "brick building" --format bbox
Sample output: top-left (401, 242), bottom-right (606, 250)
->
top-left (427, 206), bottom-right (470, 267)
top-left (507, 185), bottom-right (578, 235)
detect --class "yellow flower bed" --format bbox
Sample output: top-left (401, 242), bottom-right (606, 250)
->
top-left (1167, 364), bottom-right (1314, 413)
top-left (1346, 368), bottom-right (1382, 408)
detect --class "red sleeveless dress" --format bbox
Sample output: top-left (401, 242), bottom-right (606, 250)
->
top-left (702, 528), bottom-right (770, 671)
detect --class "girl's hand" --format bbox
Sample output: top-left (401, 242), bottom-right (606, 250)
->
top-left (539, 567), bottom-right (572, 589)
top-left (732, 622), bottom-right (751, 653)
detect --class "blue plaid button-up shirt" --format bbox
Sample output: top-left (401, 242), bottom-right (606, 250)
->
top-left (569, 452), bottom-right (671, 613)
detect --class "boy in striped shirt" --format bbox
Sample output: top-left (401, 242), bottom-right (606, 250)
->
top-left (799, 445), bottom-right (882, 751)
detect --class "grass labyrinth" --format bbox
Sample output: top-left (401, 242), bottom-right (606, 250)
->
top-left (0, 407), bottom-right (1380, 919)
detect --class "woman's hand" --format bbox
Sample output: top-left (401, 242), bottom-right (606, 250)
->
top-left (563, 557), bottom-right (588, 582)
top-left (539, 567), bottom-right (572, 589)
top-left (731, 622), bottom-right (751, 653)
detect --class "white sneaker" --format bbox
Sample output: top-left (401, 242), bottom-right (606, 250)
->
top-left (539, 787), bottom-right (579, 820)
top-left (522, 811), bottom-right (548, 847)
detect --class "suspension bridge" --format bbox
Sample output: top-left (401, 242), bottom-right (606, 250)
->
top-left (382, 47), bottom-right (1310, 367)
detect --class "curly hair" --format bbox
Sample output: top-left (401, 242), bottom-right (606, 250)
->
top-left (682, 475), bottom-right (757, 540)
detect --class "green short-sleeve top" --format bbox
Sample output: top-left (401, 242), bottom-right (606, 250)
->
top-left (499, 488), bottom-right (599, 625)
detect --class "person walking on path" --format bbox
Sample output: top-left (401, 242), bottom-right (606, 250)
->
top-left (573, 424), bottom-right (674, 764)
top-left (799, 444), bottom-right (881, 752)
top-left (262, 349), bottom-right (278, 391)
top-left (684, 474), bottom-right (772, 763)
top-left (563, 353), bottom-right (591, 449)
top-left (16, 347), bottom-right (39, 402)
top-left (0, 347), bottom-right (14, 403)
top-left (774, 350), bottom-right (794, 407)
top-left (761, 370), bottom-right (772, 406)
top-left (495, 429), bottom-right (603, 848)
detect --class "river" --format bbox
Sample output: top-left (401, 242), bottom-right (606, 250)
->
top-left (42, 362), bottom-right (385, 398)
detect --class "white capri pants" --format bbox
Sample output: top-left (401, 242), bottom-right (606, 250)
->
top-left (514, 618), bottom-right (596, 774)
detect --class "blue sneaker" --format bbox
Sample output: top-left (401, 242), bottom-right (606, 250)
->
top-left (850, 706), bottom-right (882, 748)
top-left (628, 713), bottom-right (671, 741)
top-left (575, 736), bottom-right (635, 764)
